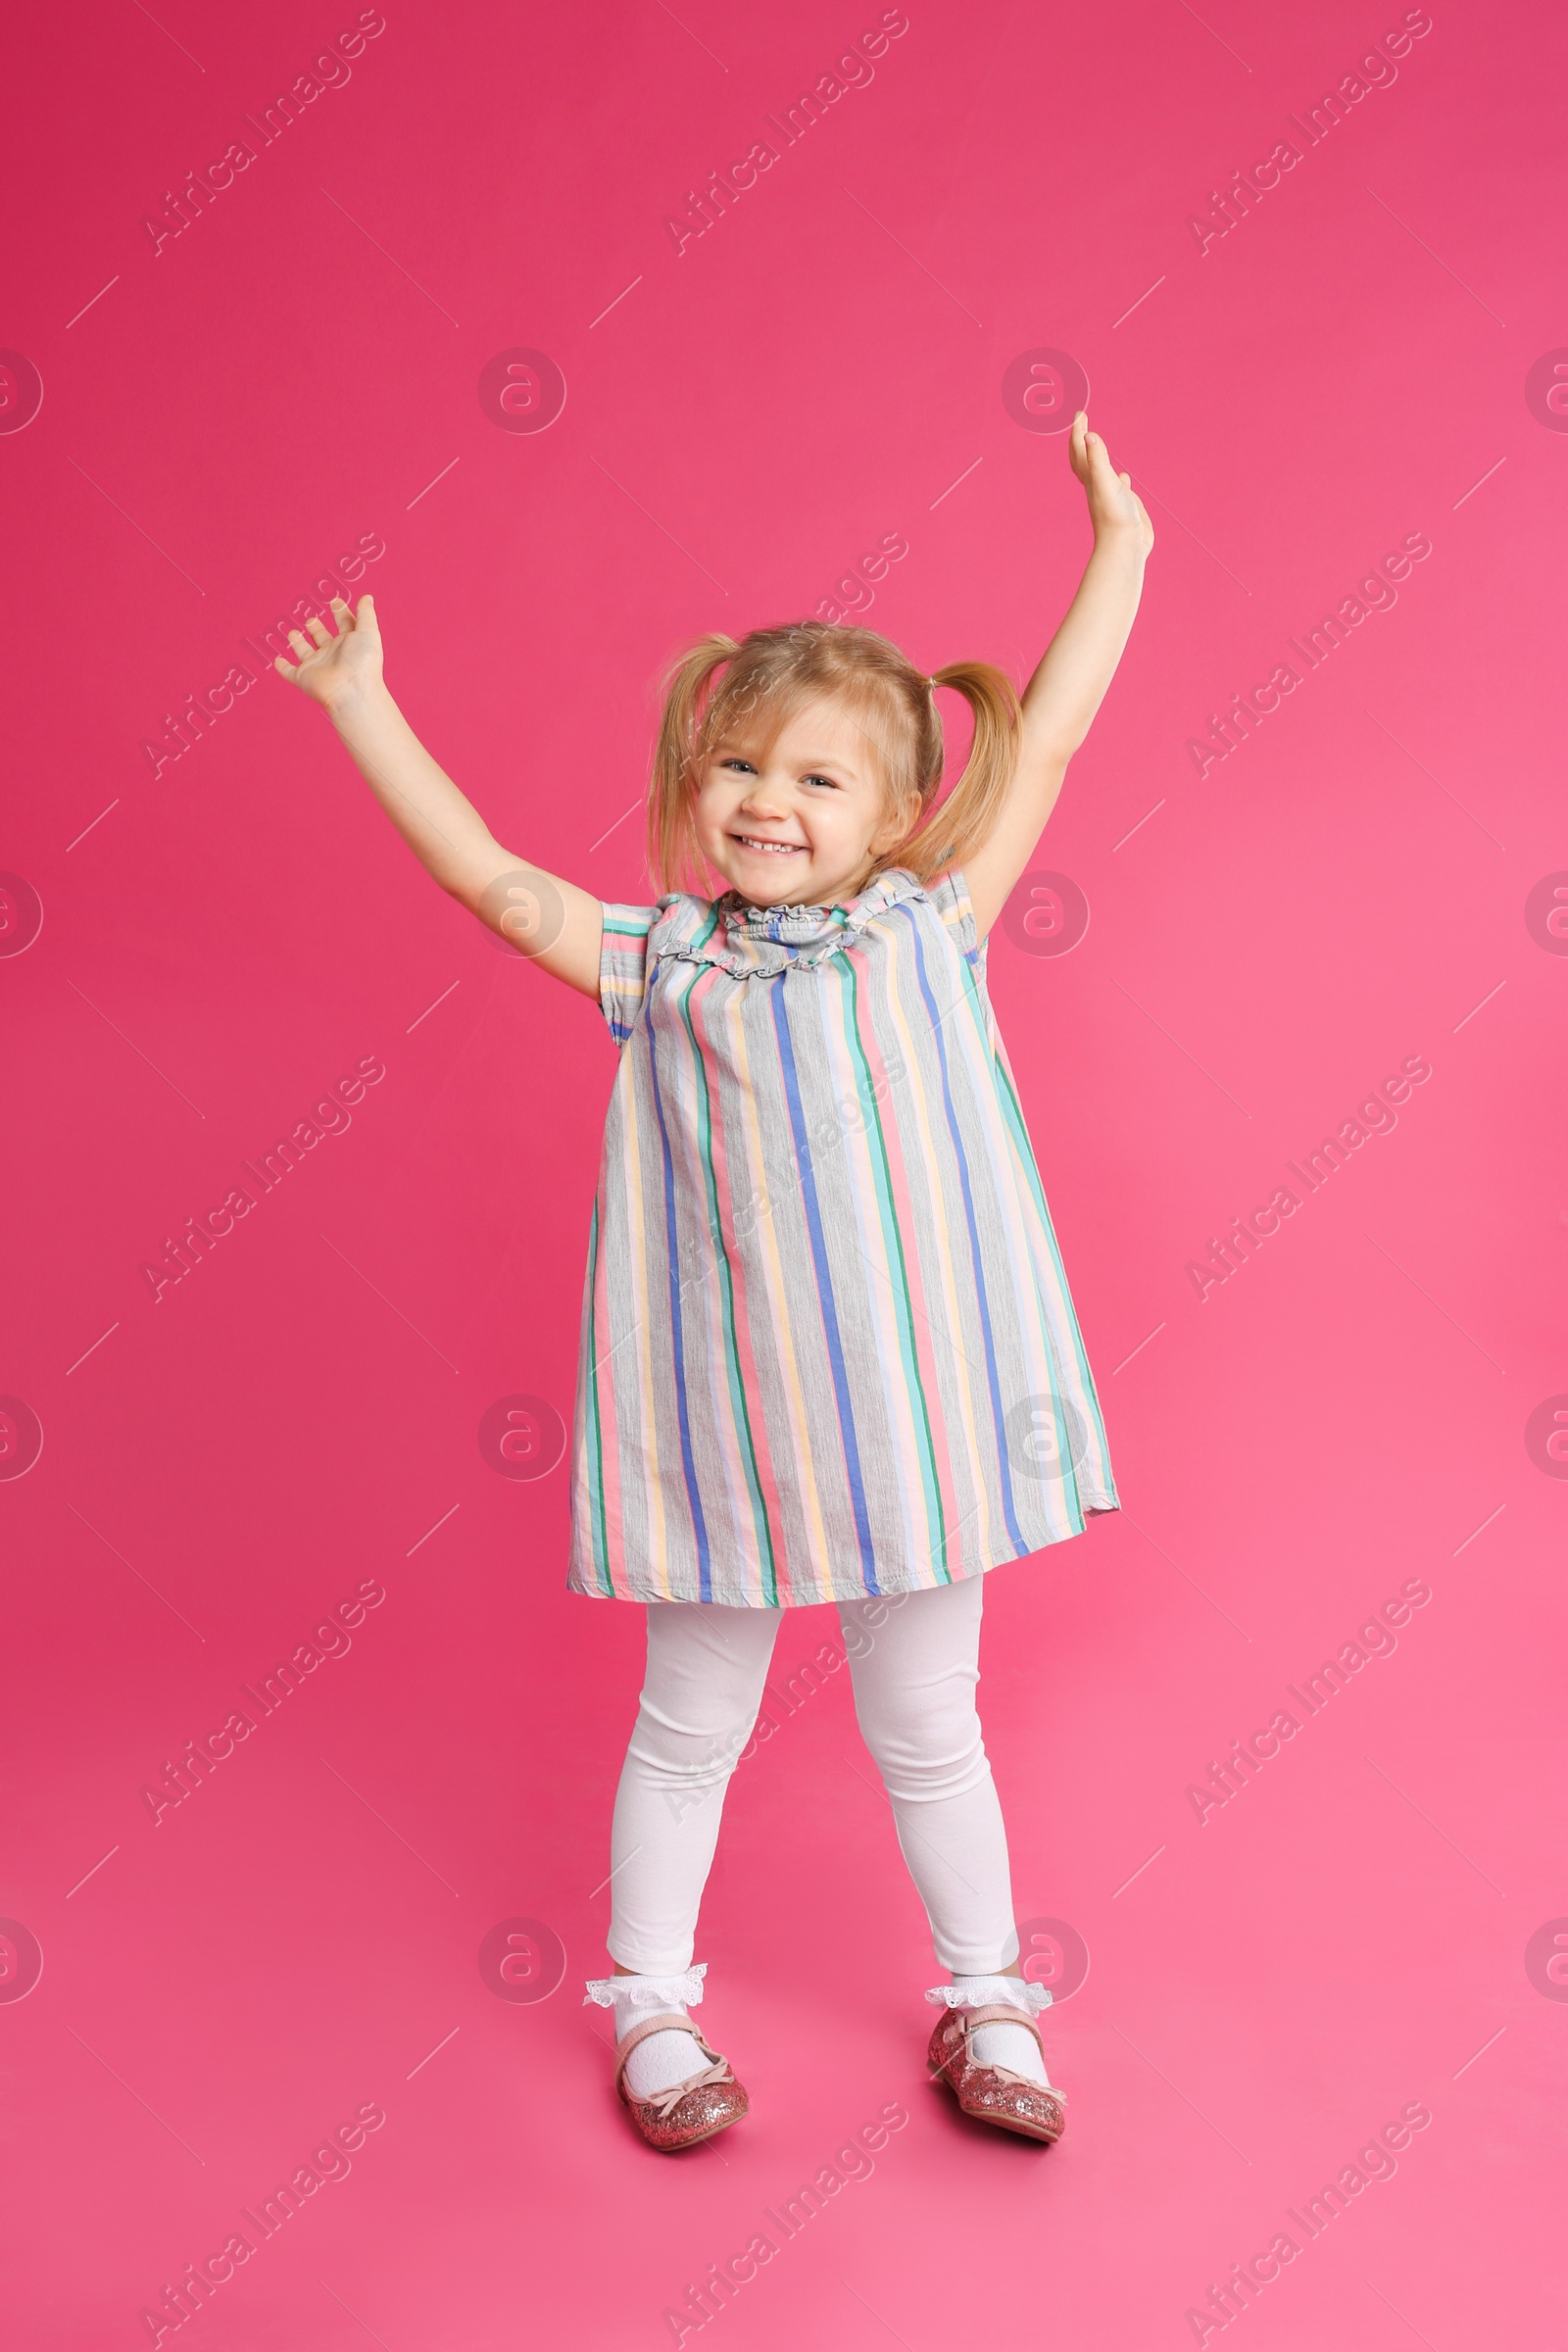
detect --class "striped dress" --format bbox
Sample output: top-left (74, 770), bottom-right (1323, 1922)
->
top-left (567, 863), bottom-right (1119, 1605)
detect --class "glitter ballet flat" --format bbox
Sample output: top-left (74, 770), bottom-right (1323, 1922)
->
top-left (612, 2012), bottom-right (750, 2152)
top-left (926, 2001), bottom-right (1068, 2144)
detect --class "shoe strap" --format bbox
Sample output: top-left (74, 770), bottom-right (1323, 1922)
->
top-left (613, 2010), bottom-right (710, 2081)
top-left (956, 2001), bottom-right (1045, 2049)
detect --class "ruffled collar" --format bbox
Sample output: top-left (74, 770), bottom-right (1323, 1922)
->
top-left (713, 865), bottom-right (922, 944)
top-left (655, 865), bottom-right (927, 979)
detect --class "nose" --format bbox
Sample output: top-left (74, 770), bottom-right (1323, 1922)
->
top-left (738, 775), bottom-right (789, 817)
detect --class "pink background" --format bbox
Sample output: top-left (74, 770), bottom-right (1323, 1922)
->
top-left (2, 0), bottom-right (1564, 2344)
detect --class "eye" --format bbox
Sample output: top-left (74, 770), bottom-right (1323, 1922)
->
top-left (803, 773), bottom-right (840, 791)
top-left (720, 757), bottom-right (756, 774)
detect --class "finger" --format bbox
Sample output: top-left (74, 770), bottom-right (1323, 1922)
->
top-left (286, 628), bottom-right (314, 658)
top-left (355, 591), bottom-right (380, 640)
top-left (305, 614), bottom-right (332, 648)
top-left (1068, 409), bottom-right (1090, 481)
top-left (329, 595), bottom-right (354, 631)
top-left (272, 654), bottom-right (298, 682)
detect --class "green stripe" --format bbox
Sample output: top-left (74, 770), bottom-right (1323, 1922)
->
top-left (604, 906), bottom-right (661, 1043)
top-left (671, 961), bottom-right (780, 1605)
top-left (831, 951), bottom-right (950, 1578)
top-left (583, 1196), bottom-right (615, 1594)
top-left (953, 962), bottom-right (1103, 1524)
top-left (989, 1045), bottom-right (1102, 1522)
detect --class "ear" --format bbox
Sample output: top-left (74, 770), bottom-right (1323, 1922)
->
top-left (868, 787), bottom-right (919, 859)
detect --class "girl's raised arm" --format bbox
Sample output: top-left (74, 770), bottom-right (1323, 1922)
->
top-left (959, 416), bottom-right (1154, 943)
top-left (275, 594), bottom-right (604, 1000)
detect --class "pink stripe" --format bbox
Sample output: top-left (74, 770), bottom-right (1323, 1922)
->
top-left (691, 965), bottom-right (794, 1602)
top-left (848, 951), bottom-right (967, 1567)
top-left (588, 1170), bottom-right (628, 1593)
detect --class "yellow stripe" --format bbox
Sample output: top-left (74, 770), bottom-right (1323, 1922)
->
top-left (728, 987), bottom-right (836, 1593)
top-left (823, 955), bottom-right (929, 1580)
top-left (962, 1007), bottom-right (1077, 1540)
top-left (619, 1039), bottom-right (675, 1597)
top-left (877, 920), bottom-right (997, 1574)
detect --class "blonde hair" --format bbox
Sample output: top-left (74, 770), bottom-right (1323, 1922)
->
top-left (646, 619), bottom-right (1021, 899)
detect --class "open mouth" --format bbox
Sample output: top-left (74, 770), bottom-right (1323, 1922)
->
top-left (730, 834), bottom-right (805, 857)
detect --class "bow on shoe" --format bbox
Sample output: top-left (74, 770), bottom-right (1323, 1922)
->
top-left (980, 2061), bottom-right (1056, 2092)
top-left (645, 2056), bottom-right (735, 2120)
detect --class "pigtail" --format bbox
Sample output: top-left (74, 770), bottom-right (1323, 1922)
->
top-left (648, 634), bottom-right (739, 896)
top-left (895, 661), bottom-right (1023, 884)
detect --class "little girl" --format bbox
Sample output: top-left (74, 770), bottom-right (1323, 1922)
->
top-left (279, 412), bottom-right (1152, 2152)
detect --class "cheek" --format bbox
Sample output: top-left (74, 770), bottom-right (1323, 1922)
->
top-left (816, 798), bottom-right (863, 842)
top-left (692, 780), bottom-right (729, 832)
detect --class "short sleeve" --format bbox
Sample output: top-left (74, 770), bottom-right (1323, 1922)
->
top-left (598, 903), bottom-right (661, 1047)
top-left (924, 866), bottom-right (979, 961)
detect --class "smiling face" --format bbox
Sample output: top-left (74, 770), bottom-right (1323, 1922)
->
top-left (692, 694), bottom-right (908, 908)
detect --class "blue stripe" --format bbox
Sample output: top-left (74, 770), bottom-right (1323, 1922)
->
top-left (906, 910), bottom-right (1031, 1561)
top-left (647, 975), bottom-right (714, 1600)
top-left (770, 975), bottom-right (881, 1596)
top-left (676, 964), bottom-right (781, 1604)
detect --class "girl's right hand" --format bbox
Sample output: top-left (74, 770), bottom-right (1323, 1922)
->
top-left (1066, 414), bottom-right (1153, 559)
top-left (274, 592), bottom-right (383, 710)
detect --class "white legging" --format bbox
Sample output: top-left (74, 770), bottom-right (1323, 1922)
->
top-left (607, 1576), bottom-right (1022, 1977)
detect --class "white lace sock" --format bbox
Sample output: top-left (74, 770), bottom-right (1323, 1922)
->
top-left (584, 1966), bottom-right (710, 2099)
top-left (928, 1975), bottom-right (1053, 2088)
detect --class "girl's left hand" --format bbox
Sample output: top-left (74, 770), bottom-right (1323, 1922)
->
top-left (1068, 413), bottom-right (1154, 558)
